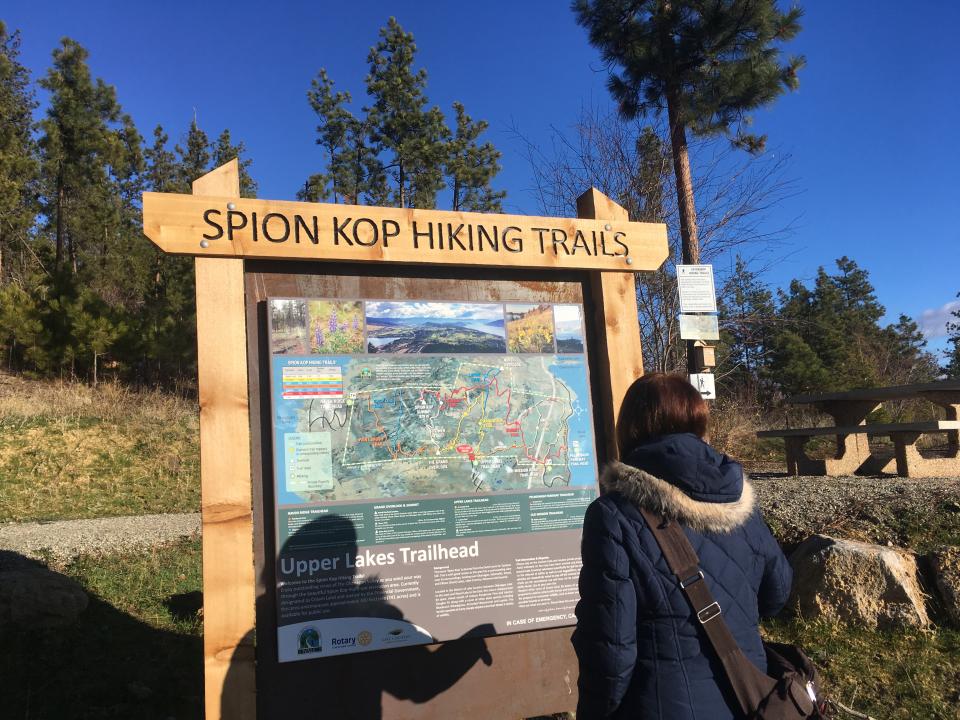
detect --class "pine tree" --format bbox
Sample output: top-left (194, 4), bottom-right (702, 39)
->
top-left (631, 126), bottom-right (669, 222)
top-left (175, 118), bottom-right (211, 191)
top-left (92, 112), bottom-right (150, 310)
top-left (770, 257), bottom-right (934, 394)
top-left (769, 329), bottom-right (831, 394)
top-left (35, 39), bottom-right (150, 378)
top-left (573, 0), bottom-right (803, 372)
top-left (774, 266), bottom-right (862, 392)
top-left (365, 17), bottom-right (448, 208)
top-left (944, 294), bottom-right (960, 379)
top-left (0, 280), bottom-right (43, 371)
top-left (212, 128), bottom-right (257, 198)
top-left (144, 125), bottom-right (179, 193)
top-left (141, 123), bottom-right (197, 382)
top-left (573, 0), bottom-right (803, 258)
top-left (445, 102), bottom-right (505, 212)
top-left (833, 255), bottom-right (883, 329)
top-left (0, 22), bottom-right (38, 285)
top-left (69, 289), bottom-right (125, 385)
top-left (38, 38), bottom-right (123, 273)
top-left (301, 20), bottom-right (504, 211)
top-left (883, 314), bottom-right (938, 384)
top-left (717, 256), bottom-right (776, 399)
top-left (303, 69), bottom-right (366, 203)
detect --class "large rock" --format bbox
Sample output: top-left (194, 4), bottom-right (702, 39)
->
top-left (789, 535), bottom-right (929, 629)
top-left (928, 546), bottom-right (960, 624)
top-left (0, 566), bottom-right (89, 629)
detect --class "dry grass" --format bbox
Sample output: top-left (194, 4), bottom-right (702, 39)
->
top-left (0, 374), bottom-right (200, 522)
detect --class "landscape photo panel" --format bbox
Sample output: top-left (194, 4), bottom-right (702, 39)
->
top-left (365, 301), bottom-right (506, 353)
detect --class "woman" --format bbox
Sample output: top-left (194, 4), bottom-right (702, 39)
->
top-left (573, 373), bottom-right (792, 719)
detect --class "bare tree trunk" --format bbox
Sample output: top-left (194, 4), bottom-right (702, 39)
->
top-left (398, 160), bottom-right (405, 208)
top-left (666, 97), bottom-right (699, 262)
top-left (666, 93), bottom-right (701, 375)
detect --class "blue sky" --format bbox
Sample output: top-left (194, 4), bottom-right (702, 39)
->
top-left (4, 1), bottom-right (958, 349)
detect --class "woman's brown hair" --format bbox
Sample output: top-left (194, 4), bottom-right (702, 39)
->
top-left (616, 373), bottom-right (709, 456)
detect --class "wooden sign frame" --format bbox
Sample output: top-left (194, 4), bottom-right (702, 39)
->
top-left (150, 160), bottom-right (667, 719)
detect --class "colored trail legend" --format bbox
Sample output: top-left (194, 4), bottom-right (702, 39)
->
top-left (281, 365), bottom-right (343, 399)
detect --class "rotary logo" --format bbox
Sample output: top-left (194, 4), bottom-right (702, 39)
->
top-left (357, 630), bottom-right (373, 647)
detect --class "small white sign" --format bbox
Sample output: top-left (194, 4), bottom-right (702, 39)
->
top-left (690, 373), bottom-right (716, 400)
top-left (677, 265), bottom-right (717, 313)
top-left (679, 314), bottom-right (720, 340)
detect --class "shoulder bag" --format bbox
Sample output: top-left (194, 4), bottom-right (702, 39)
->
top-left (638, 506), bottom-right (829, 719)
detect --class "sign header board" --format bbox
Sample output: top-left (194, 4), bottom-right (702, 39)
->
top-left (142, 192), bottom-right (669, 272)
top-left (677, 264), bottom-right (718, 313)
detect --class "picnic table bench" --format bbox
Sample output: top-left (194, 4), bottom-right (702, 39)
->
top-left (757, 381), bottom-right (960, 478)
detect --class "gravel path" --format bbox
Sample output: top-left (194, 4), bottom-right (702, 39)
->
top-left (0, 474), bottom-right (957, 563)
top-left (0, 512), bottom-right (200, 563)
top-left (751, 473), bottom-right (960, 549)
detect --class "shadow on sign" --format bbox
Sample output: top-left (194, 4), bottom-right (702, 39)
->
top-left (223, 514), bottom-right (495, 718)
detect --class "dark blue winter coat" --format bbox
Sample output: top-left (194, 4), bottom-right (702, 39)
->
top-left (572, 433), bottom-right (792, 720)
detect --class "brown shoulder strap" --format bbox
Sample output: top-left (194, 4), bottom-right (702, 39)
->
top-left (638, 506), bottom-right (773, 713)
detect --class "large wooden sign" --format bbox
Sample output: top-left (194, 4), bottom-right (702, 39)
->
top-left (142, 160), bottom-right (667, 720)
top-left (142, 192), bottom-right (667, 271)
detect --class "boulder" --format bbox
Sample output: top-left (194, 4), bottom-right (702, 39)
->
top-left (789, 535), bottom-right (929, 629)
top-left (0, 566), bottom-right (89, 629)
top-left (928, 546), bottom-right (960, 625)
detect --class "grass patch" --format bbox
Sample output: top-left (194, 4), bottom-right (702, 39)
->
top-left (1, 537), bottom-right (204, 719)
top-left (763, 617), bottom-right (960, 719)
top-left (0, 377), bottom-right (200, 522)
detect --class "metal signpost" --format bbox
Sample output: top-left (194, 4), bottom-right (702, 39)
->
top-left (677, 264), bottom-right (719, 399)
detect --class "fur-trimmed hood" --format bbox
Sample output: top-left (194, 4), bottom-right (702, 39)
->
top-left (601, 457), bottom-right (755, 534)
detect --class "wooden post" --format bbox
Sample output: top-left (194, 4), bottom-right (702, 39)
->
top-left (577, 188), bottom-right (645, 460)
top-left (193, 160), bottom-right (257, 720)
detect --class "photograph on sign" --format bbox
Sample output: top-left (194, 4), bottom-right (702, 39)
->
top-left (554, 305), bottom-right (585, 353)
top-left (679, 314), bottom-right (720, 341)
top-left (689, 372), bottom-right (717, 400)
top-left (676, 264), bottom-right (717, 313)
top-left (267, 297), bottom-right (600, 662)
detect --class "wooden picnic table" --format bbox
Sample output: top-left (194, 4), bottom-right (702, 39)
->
top-left (757, 380), bottom-right (960, 478)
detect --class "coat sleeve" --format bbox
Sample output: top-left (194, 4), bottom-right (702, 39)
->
top-left (572, 499), bottom-right (638, 720)
top-left (755, 515), bottom-right (793, 618)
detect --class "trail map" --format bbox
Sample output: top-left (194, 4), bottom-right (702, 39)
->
top-left (272, 354), bottom-right (595, 504)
